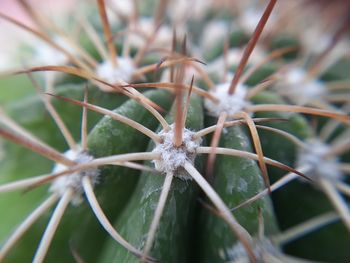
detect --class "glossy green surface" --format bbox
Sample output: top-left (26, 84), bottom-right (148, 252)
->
top-left (0, 88), bottom-right (171, 262)
top-left (196, 119), bottom-right (279, 263)
top-left (99, 94), bottom-right (204, 263)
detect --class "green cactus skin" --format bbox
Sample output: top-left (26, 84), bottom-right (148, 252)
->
top-left (0, 89), bottom-right (172, 262)
top-left (274, 176), bottom-right (350, 263)
top-left (196, 123), bottom-right (279, 263)
top-left (0, 83), bottom-right (125, 262)
top-left (98, 94), bottom-right (204, 263)
top-left (0, 83), bottom-right (125, 238)
top-left (69, 89), bottom-right (172, 262)
top-left (269, 34), bottom-right (300, 60)
top-left (251, 91), bottom-right (312, 168)
top-left (0, 75), bottom-right (35, 104)
top-left (251, 91), bottom-right (350, 262)
top-left (203, 30), bottom-right (250, 62)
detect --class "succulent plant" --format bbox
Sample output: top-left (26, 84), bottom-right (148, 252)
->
top-left (0, 0), bottom-right (349, 263)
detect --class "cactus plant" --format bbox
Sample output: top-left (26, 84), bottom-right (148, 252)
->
top-left (0, 0), bottom-right (349, 263)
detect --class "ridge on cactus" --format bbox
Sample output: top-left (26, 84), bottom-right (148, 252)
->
top-left (0, 88), bottom-right (164, 262)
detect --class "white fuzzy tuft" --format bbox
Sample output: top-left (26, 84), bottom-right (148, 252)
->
top-left (207, 47), bottom-right (266, 77)
top-left (49, 149), bottom-right (99, 206)
top-left (221, 238), bottom-right (279, 261)
top-left (127, 18), bottom-right (172, 49)
top-left (160, 67), bottom-right (199, 85)
top-left (168, 0), bottom-right (211, 23)
top-left (201, 21), bottom-right (228, 51)
top-left (239, 8), bottom-right (263, 34)
top-left (277, 67), bottom-right (327, 105)
top-left (238, 6), bottom-right (276, 34)
top-left (152, 125), bottom-right (201, 179)
top-left (204, 81), bottom-right (250, 117)
top-left (34, 36), bottom-right (74, 66)
top-left (96, 56), bottom-right (135, 84)
top-left (301, 25), bottom-right (334, 56)
top-left (108, 0), bottom-right (133, 17)
top-left (297, 139), bottom-right (343, 183)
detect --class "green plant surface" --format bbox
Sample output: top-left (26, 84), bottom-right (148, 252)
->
top-left (99, 93), bottom-right (204, 263)
top-left (197, 124), bottom-right (279, 263)
top-left (0, 89), bottom-right (171, 262)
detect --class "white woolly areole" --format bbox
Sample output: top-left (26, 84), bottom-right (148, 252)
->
top-left (238, 6), bottom-right (276, 34)
top-left (202, 21), bottom-right (228, 51)
top-left (34, 36), bottom-right (75, 66)
top-left (204, 81), bottom-right (250, 117)
top-left (128, 18), bottom-right (172, 48)
top-left (297, 139), bottom-right (343, 183)
top-left (239, 8), bottom-right (263, 34)
top-left (208, 47), bottom-right (265, 76)
top-left (221, 238), bottom-right (280, 262)
top-left (108, 0), bottom-right (133, 17)
top-left (152, 125), bottom-right (201, 179)
top-left (49, 149), bottom-right (99, 206)
top-left (277, 67), bottom-right (327, 105)
top-left (302, 28), bottom-right (332, 55)
top-left (169, 0), bottom-right (211, 22)
top-left (96, 56), bottom-right (135, 84)
top-left (160, 67), bottom-right (199, 85)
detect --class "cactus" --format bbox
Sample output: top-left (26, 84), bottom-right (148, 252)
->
top-left (0, 0), bottom-right (349, 262)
